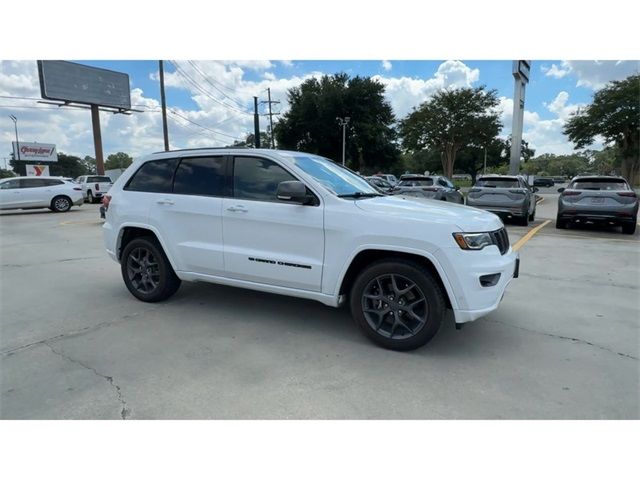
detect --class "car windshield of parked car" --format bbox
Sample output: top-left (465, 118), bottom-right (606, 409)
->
top-left (398, 178), bottom-right (434, 187)
top-left (289, 155), bottom-right (379, 196)
top-left (570, 179), bottom-right (629, 190)
top-left (475, 178), bottom-right (520, 188)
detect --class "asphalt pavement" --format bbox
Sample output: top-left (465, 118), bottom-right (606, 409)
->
top-left (1, 192), bottom-right (638, 419)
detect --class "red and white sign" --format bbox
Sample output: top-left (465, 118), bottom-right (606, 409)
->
top-left (26, 165), bottom-right (50, 176)
top-left (12, 142), bottom-right (58, 162)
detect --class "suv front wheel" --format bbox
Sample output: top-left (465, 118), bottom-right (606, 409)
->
top-left (121, 237), bottom-right (181, 302)
top-left (350, 259), bottom-right (445, 351)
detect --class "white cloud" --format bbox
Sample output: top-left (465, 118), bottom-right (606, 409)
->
top-left (373, 60), bottom-right (480, 118)
top-left (279, 60), bottom-right (294, 67)
top-left (542, 60), bottom-right (639, 89)
top-left (381, 60), bottom-right (392, 71)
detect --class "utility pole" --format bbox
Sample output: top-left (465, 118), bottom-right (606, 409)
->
top-left (159, 60), bottom-right (170, 151)
top-left (9, 115), bottom-right (20, 162)
top-left (253, 96), bottom-right (261, 148)
top-left (260, 88), bottom-right (280, 149)
top-left (336, 117), bottom-right (350, 166)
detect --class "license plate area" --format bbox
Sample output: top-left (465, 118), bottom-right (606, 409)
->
top-left (591, 197), bottom-right (605, 204)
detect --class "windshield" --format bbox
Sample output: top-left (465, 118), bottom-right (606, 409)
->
top-left (476, 178), bottom-right (520, 188)
top-left (570, 179), bottom-right (629, 190)
top-left (289, 155), bottom-right (378, 196)
top-left (398, 178), bottom-right (433, 187)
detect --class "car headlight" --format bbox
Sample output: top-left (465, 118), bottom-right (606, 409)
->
top-left (452, 232), bottom-right (494, 250)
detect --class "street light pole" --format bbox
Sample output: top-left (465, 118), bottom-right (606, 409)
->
top-left (9, 115), bottom-right (20, 161)
top-left (337, 116), bottom-right (350, 166)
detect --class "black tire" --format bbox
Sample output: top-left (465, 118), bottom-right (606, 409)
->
top-left (518, 213), bottom-right (529, 226)
top-left (87, 190), bottom-right (94, 203)
top-left (350, 259), bottom-right (445, 351)
top-left (121, 236), bottom-right (181, 302)
top-left (621, 222), bottom-right (636, 235)
top-left (529, 207), bottom-right (536, 221)
top-left (50, 195), bottom-right (72, 213)
top-left (556, 216), bottom-right (567, 229)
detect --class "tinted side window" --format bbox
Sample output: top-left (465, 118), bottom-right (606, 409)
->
top-left (125, 159), bottom-right (178, 193)
top-left (1, 179), bottom-right (20, 189)
top-left (20, 178), bottom-right (47, 188)
top-left (174, 157), bottom-right (226, 197)
top-left (233, 157), bottom-right (296, 202)
top-left (42, 179), bottom-right (63, 186)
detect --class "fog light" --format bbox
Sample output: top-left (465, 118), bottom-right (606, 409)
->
top-left (479, 273), bottom-right (501, 287)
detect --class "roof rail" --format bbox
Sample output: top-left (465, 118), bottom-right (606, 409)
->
top-left (152, 146), bottom-right (254, 154)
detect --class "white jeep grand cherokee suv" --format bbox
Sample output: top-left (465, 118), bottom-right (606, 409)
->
top-left (103, 149), bottom-right (519, 350)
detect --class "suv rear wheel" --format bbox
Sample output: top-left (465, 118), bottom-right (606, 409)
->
top-left (121, 237), bottom-right (181, 302)
top-left (350, 259), bottom-right (445, 351)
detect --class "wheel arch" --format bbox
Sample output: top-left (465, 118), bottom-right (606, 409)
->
top-left (116, 224), bottom-right (179, 271)
top-left (337, 248), bottom-right (456, 310)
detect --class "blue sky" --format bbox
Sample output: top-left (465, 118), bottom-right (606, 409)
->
top-left (1, 59), bottom-right (638, 162)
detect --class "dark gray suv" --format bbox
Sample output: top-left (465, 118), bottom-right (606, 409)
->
top-left (556, 176), bottom-right (638, 234)
top-left (466, 175), bottom-right (538, 226)
top-left (392, 175), bottom-right (464, 204)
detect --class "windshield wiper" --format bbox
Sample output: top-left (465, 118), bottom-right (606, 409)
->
top-left (337, 192), bottom-right (383, 199)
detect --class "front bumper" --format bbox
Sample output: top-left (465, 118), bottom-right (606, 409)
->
top-left (437, 246), bottom-right (519, 324)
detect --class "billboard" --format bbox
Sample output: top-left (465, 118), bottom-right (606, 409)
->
top-left (13, 142), bottom-right (58, 162)
top-left (38, 60), bottom-right (131, 110)
top-left (26, 165), bottom-right (50, 176)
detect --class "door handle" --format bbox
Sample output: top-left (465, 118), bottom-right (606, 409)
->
top-left (227, 205), bottom-right (248, 213)
top-left (156, 199), bottom-right (175, 205)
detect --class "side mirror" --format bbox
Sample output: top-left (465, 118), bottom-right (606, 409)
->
top-left (557, 187), bottom-right (565, 193)
top-left (454, 185), bottom-right (460, 191)
top-left (277, 180), bottom-right (309, 204)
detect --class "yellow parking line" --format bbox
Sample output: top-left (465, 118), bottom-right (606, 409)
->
top-left (512, 220), bottom-right (551, 251)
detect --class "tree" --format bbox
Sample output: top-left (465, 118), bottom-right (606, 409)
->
top-left (0, 168), bottom-right (16, 179)
top-left (564, 74), bottom-right (640, 184)
top-left (399, 86), bottom-right (502, 178)
top-left (104, 152), bottom-right (133, 170)
top-left (81, 156), bottom-right (97, 174)
top-left (274, 73), bottom-right (400, 172)
top-left (228, 132), bottom-right (272, 149)
top-left (455, 137), bottom-right (508, 184)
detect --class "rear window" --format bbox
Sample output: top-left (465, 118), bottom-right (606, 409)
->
top-left (475, 178), bottom-right (520, 188)
top-left (398, 178), bottom-right (433, 187)
top-left (88, 176), bottom-right (112, 183)
top-left (125, 159), bottom-right (178, 193)
top-left (174, 157), bottom-right (226, 196)
top-left (569, 179), bottom-right (629, 190)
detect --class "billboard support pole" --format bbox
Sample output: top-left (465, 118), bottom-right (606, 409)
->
top-left (91, 105), bottom-right (105, 175)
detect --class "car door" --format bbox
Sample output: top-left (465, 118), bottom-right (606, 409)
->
top-left (130, 156), bottom-right (225, 277)
top-left (19, 178), bottom-right (50, 207)
top-left (222, 155), bottom-right (324, 292)
top-left (0, 179), bottom-right (23, 208)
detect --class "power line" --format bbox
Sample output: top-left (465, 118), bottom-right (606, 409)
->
top-left (168, 109), bottom-right (241, 140)
top-left (186, 60), bottom-right (250, 112)
top-left (168, 61), bottom-right (251, 116)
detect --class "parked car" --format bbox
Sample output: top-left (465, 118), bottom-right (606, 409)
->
top-left (466, 175), bottom-right (538, 226)
top-left (75, 175), bottom-right (113, 203)
top-left (392, 175), bottom-right (465, 204)
top-left (556, 176), bottom-right (638, 234)
top-left (365, 176), bottom-right (393, 192)
top-left (0, 176), bottom-right (84, 212)
top-left (103, 149), bottom-right (518, 351)
top-left (533, 177), bottom-right (554, 187)
top-left (374, 173), bottom-right (398, 186)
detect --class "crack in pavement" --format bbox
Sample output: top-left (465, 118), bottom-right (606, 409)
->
top-left (486, 319), bottom-right (638, 360)
top-left (1, 309), bottom-right (155, 356)
top-left (44, 342), bottom-right (130, 420)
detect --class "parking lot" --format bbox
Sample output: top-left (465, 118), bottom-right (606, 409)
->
top-left (1, 189), bottom-right (638, 419)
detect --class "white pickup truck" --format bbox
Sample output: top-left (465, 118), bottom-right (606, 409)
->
top-left (75, 175), bottom-right (113, 203)
top-left (102, 149), bottom-right (519, 351)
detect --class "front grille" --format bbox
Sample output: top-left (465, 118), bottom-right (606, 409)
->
top-left (491, 227), bottom-right (510, 255)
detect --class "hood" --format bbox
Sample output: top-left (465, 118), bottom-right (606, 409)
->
top-left (355, 195), bottom-right (503, 232)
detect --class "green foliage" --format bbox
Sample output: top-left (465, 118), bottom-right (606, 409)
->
top-left (105, 152), bottom-right (133, 170)
top-left (82, 156), bottom-right (97, 174)
top-left (274, 73), bottom-right (400, 172)
top-left (455, 137), bottom-right (508, 183)
top-left (399, 86), bottom-right (502, 177)
top-left (0, 168), bottom-right (16, 179)
top-left (229, 132), bottom-right (272, 149)
top-left (564, 74), bottom-right (639, 182)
